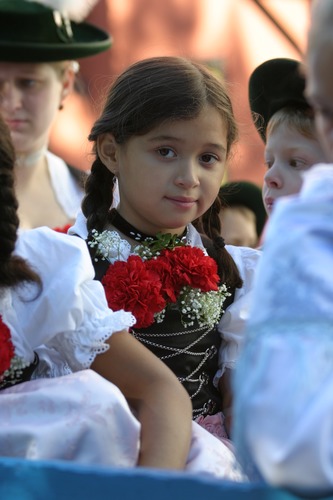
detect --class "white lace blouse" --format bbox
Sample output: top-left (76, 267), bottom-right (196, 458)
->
top-left (3, 227), bottom-right (135, 378)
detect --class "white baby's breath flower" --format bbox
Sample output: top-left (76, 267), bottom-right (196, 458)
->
top-left (88, 230), bottom-right (131, 263)
top-left (177, 285), bottom-right (231, 329)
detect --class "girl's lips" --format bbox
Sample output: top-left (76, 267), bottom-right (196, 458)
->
top-left (166, 196), bottom-right (197, 207)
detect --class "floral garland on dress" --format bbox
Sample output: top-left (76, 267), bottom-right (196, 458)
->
top-left (89, 229), bottom-right (231, 329)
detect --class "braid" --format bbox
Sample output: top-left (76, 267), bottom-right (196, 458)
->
top-left (81, 155), bottom-right (115, 233)
top-left (199, 197), bottom-right (243, 290)
top-left (0, 119), bottom-right (41, 288)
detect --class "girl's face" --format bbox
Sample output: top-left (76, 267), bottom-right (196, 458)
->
top-left (263, 123), bottom-right (326, 215)
top-left (0, 61), bottom-right (74, 156)
top-left (101, 104), bottom-right (228, 236)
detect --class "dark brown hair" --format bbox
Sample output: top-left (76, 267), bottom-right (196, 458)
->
top-left (0, 117), bottom-right (41, 288)
top-left (82, 56), bottom-right (242, 289)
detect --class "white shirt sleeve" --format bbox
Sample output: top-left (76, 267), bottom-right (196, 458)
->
top-left (215, 245), bottom-right (261, 382)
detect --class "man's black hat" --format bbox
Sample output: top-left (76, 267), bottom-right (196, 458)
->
top-left (0, 0), bottom-right (112, 62)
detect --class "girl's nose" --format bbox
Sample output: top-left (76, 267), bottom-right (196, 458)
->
top-left (174, 160), bottom-right (199, 188)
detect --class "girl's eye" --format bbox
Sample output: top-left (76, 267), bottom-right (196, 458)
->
top-left (157, 147), bottom-right (176, 158)
top-left (264, 159), bottom-right (272, 169)
top-left (200, 153), bottom-right (218, 164)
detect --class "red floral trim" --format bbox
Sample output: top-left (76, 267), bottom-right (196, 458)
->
top-left (53, 223), bottom-right (71, 234)
top-left (0, 315), bottom-right (15, 377)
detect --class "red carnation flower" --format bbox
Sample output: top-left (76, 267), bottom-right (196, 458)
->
top-left (166, 246), bottom-right (220, 292)
top-left (102, 255), bottom-right (166, 328)
top-left (146, 256), bottom-right (177, 303)
top-left (0, 316), bottom-right (15, 376)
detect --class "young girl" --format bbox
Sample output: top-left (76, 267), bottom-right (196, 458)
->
top-left (0, 0), bottom-right (111, 229)
top-left (0, 114), bottom-right (242, 478)
top-left (249, 57), bottom-right (327, 217)
top-left (71, 56), bottom-right (261, 442)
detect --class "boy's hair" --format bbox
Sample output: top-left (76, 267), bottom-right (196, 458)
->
top-left (83, 56), bottom-right (243, 289)
top-left (266, 106), bottom-right (318, 141)
top-left (0, 117), bottom-right (41, 288)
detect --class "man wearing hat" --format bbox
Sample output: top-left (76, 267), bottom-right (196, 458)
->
top-left (0, 0), bottom-right (111, 229)
top-left (248, 57), bottom-right (326, 216)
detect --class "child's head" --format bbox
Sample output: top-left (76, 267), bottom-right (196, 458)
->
top-left (263, 105), bottom-right (326, 214)
top-left (218, 181), bottom-right (266, 247)
top-left (83, 56), bottom-right (243, 290)
top-left (305, 0), bottom-right (333, 162)
top-left (249, 58), bottom-right (327, 214)
top-left (83, 56), bottom-right (238, 234)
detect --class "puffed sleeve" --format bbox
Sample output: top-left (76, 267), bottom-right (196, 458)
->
top-left (233, 164), bottom-right (333, 491)
top-left (215, 245), bottom-right (261, 381)
top-left (7, 228), bottom-right (135, 375)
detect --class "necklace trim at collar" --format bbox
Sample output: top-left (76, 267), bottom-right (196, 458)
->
top-left (15, 146), bottom-right (47, 169)
top-left (108, 208), bottom-right (187, 244)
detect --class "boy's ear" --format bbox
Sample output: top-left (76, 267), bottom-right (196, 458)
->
top-left (97, 133), bottom-right (119, 174)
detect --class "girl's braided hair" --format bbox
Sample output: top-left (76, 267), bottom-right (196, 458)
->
top-left (0, 117), bottom-right (41, 288)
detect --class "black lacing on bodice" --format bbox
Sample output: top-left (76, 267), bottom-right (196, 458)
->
top-left (131, 304), bottom-right (233, 417)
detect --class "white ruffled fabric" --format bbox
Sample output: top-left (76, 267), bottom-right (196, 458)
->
top-left (234, 164), bottom-right (333, 492)
top-left (5, 227), bottom-right (135, 374)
